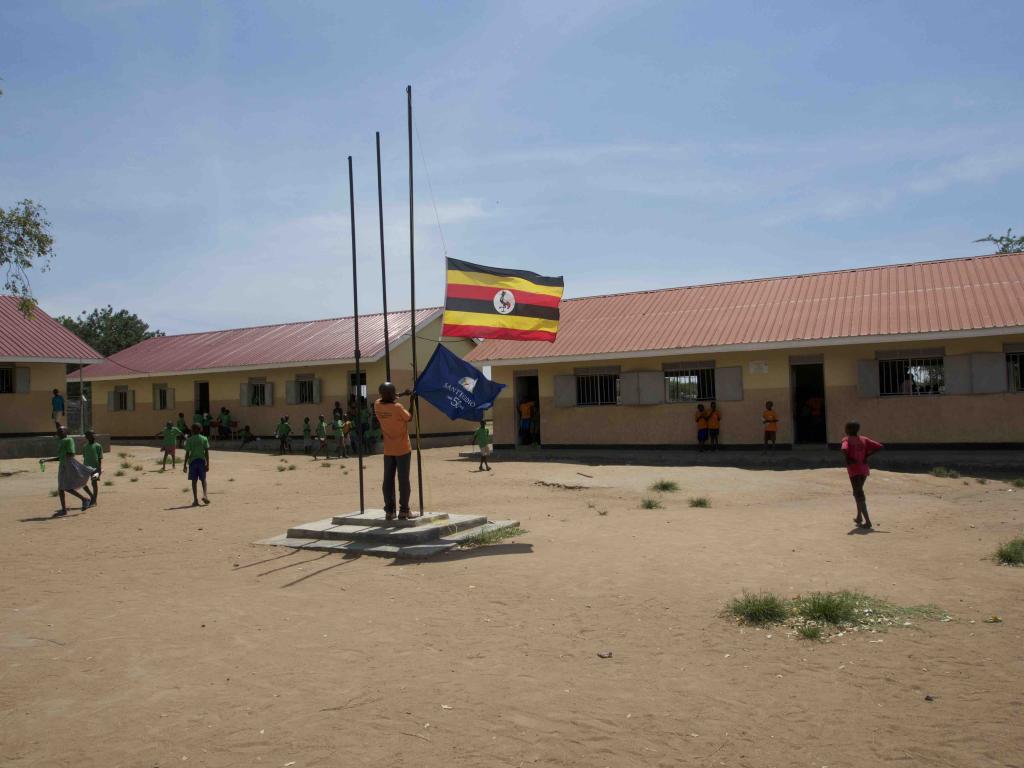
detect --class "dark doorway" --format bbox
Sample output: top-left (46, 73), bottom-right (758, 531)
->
top-left (194, 381), bottom-right (210, 416)
top-left (791, 363), bottom-right (827, 444)
top-left (514, 375), bottom-right (540, 446)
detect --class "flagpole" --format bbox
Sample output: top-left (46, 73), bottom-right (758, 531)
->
top-left (407, 84), bottom-right (425, 516)
top-left (348, 155), bottom-right (365, 515)
top-left (376, 131), bottom-right (391, 381)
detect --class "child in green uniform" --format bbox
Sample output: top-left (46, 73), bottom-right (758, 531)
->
top-left (201, 412), bottom-right (212, 438)
top-left (41, 425), bottom-right (96, 515)
top-left (275, 417), bottom-right (292, 455)
top-left (312, 415), bottom-right (328, 460)
top-left (175, 413), bottom-right (189, 448)
top-left (183, 423), bottom-right (211, 506)
top-left (155, 420), bottom-right (183, 470)
top-left (219, 407), bottom-right (232, 439)
top-left (302, 417), bottom-right (312, 454)
top-left (238, 425), bottom-right (256, 450)
top-left (332, 416), bottom-right (346, 459)
top-left (472, 420), bottom-right (492, 472)
top-left (81, 430), bottom-right (103, 503)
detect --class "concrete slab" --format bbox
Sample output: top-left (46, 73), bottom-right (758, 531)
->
top-left (440, 520), bottom-right (521, 544)
top-left (332, 509), bottom-right (450, 527)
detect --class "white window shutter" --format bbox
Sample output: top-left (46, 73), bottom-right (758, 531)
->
top-left (636, 371), bottom-right (665, 404)
top-left (969, 352), bottom-right (1007, 394)
top-left (715, 366), bottom-right (744, 401)
top-left (286, 380), bottom-right (297, 405)
top-left (240, 383), bottom-right (249, 405)
top-left (618, 372), bottom-right (640, 405)
top-left (126, 390), bottom-right (136, 411)
top-left (313, 378), bottom-right (322, 404)
top-left (167, 387), bottom-right (175, 409)
top-left (15, 366), bottom-right (30, 394)
top-left (857, 360), bottom-right (878, 398)
top-left (107, 391), bottom-right (116, 411)
top-left (553, 375), bottom-right (576, 408)
top-left (944, 354), bottom-right (971, 395)
top-left (265, 382), bottom-right (274, 406)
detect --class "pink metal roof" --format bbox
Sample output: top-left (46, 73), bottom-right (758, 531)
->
top-left (0, 296), bottom-right (103, 362)
top-left (78, 308), bottom-right (442, 379)
top-left (466, 252), bottom-right (1024, 363)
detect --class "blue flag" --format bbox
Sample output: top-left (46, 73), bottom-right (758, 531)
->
top-left (414, 345), bottom-right (506, 421)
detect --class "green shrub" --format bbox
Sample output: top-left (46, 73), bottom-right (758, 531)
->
top-left (321, 462), bottom-right (331, 468)
top-left (640, 497), bottom-right (662, 509)
top-left (794, 591), bottom-right (859, 625)
top-left (995, 537), bottom-right (1024, 566)
top-left (288, 465), bottom-right (296, 471)
top-left (948, 469), bottom-right (960, 479)
top-left (930, 467), bottom-right (949, 478)
top-left (115, 470), bottom-right (125, 477)
top-left (650, 479), bottom-right (679, 492)
top-left (133, 464), bottom-right (144, 472)
top-left (120, 461), bottom-right (132, 470)
top-left (727, 592), bottom-right (788, 625)
top-left (797, 625), bottom-right (822, 640)
top-left (689, 497), bottom-right (711, 508)
top-left (1012, 478), bottom-right (1024, 488)
top-left (975, 477), bottom-right (988, 485)
top-left (276, 465), bottom-right (286, 472)
top-left (104, 480), bottom-right (114, 487)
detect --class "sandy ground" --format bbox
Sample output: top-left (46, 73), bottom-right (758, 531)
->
top-left (1, 445), bottom-right (1022, 768)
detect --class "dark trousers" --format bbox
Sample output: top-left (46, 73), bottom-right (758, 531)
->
top-left (383, 452), bottom-right (412, 515)
top-left (850, 474), bottom-right (869, 519)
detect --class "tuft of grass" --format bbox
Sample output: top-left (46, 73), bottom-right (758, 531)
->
top-left (948, 469), bottom-right (960, 479)
top-left (689, 496), bottom-right (711, 508)
top-left (287, 464), bottom-right (296, 471)
top-left (321, 462), bottom-right (331, 468)
top-left (133, 464), bottom-right (144, 472)
top-left (975, 477), bottom-right (988, 485)
top-left (650, 479), bottom-right (679, 493)
top-left (930, 466), bottom-right (959, 478)
top-left (228, 478), bottom-right (235, 482)
top-left (130, 477), bottom-right (139, 483)
top-left (459, 525), bottom-right (526, 548)
top-left (995, 537), bottom-right (1024, 566)
top-left (115, 470), bottom-right (126, 477)
top-left (598, 509), bottom-right (608, 516)
top-left (104, 480), bottom-right (113, 487)
top-left (793, 591), bottom-right (859, 625)
top-left (727, 592), bottom-right (789, 626)
top-left (640, 497), bottom-right (663, 509)
top-left (120, 461), bottom-right (132, 470)
top-left (276, 465), bottom-right (286, 472)
top-left (49, 489), bottom-right (59, 497)
top-left (1012, 478), bottom-right (1024, 488)
top-left (797, 625), bottom-right (822, 641)
top-left (117, 452), bottom-right (128, 459)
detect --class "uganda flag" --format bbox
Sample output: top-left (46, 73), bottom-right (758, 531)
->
top-left (442, 257), bottom-right (564, 342)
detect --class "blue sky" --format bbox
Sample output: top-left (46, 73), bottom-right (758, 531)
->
top-left (3, 1), bottom-right (1023, 334)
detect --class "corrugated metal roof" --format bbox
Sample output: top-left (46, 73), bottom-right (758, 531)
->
top-left (78, 308), bottom-right (443, 379)
top-left (466, 252), bottom-right (1024, 363)
top-left (0, 296), bottom-right (104, 362)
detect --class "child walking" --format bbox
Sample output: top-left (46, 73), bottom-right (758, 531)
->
top-left (41, 425), bottom-right (96, 515)
top-left (81, 430), bottom-right (103, 505)
top-left (472, 420), bottom-right (492, 471)
top-left (155, 420), bottom-right (183, 470)
top-left (183, 423), bottom-right (211, 506)
top-left (841, 421), bottom-right (883, 529)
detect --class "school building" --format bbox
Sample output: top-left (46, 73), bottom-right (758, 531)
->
top-left (466, 252), bottom-right (1024, 449)
top-left (73, 308), bottom-right (476, 441)
top-left (0, 296), bottom-right (104, 437)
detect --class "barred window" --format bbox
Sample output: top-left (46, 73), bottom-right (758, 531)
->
top-left (665, 367), bottom-right (715, 402)
top-left (1009, 353), bottom-right (1023, 392)
top-left (0, 366), bottom-right (12, 394)
top-left (155, 385), bottom-right (170, 410)
top-left (576, 373), bottom-right (619, 406)
top-left (878, 357), bottom-right (944, 396)
top-left (114, 387), bottom-right (129, 411)
top-left (297, 379), bottom-right (315, 404)
top-left (250, 382), bottom-right (267, 406)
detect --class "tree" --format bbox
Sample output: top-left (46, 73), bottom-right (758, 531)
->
top-left (974, 228), bottom-right (1024, 254)
top-left (58, 305), bottom-right (164, 357)
top-left (1, 199), bottom-right (55, 317)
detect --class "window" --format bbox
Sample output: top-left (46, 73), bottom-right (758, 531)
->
top-left (297, 378), bottom-right (315, 404)
top-left (114, 387), bottom-right (129, 411)
top-left (879, 356), bottom-right (944, 396)
top-left (664, 366), bottom-right (715, 402)
top-left (155, 386), bottom-right (169, 410)
top-left (349, 371), bottom-right (367, 399)
top-left (1009, 353), bottom-right (1023, 392)
top-left (250, 382), bottom-right (268, 406)
top-left (0, 366), bottom-right (12, 394)
top-left (576, 373), bottom-right (619, 406)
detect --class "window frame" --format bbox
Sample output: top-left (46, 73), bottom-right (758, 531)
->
top-left (575, 372), bottom-right (620, 407)
top-left (250, 381), bottom-right (268, 407)
top-left (663, 365), bottom-right (716, 403)
top-left (1008, 352), bottom-right (1023, 393)
top-left (296, 377), bottom-right (315, 405)
top-left (0, 365), bottom-right (13, 395)
top-left (114, 386), bottom-right (129, 412)
top-left (878, 356), bottom-right (945, 397)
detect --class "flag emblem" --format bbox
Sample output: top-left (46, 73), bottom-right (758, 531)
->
top-left (458, 376), bottom-right (478, 392)
top-left (443, 257), bottom-right (564, 343)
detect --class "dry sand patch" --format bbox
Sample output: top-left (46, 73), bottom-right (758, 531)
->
top-left (1, 446), bottom-right (1022, 767)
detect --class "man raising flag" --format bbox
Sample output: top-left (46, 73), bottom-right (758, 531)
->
top-left (442, 258), bottom-right (564, 342)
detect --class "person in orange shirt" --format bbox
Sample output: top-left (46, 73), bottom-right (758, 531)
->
top-left (762, 400), bottom-right (779, 452)
top-left (373, 382), bottom-right (414, 520)
top-left (694, 403), bottom-right (709, 451)
top-left (706, 401), bottom-right (722, 450)
top-left (518, 399), bottom-right (535, 445)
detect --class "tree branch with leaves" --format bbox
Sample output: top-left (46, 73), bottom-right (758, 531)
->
top-left (974, 228), bottom-right (1024, 254)
top-left (1, 199), bottom-right (55, 317)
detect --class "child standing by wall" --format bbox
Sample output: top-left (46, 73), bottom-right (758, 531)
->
top-left (762, 401), bottom-right (779, 452)
top-left (707, 402), bottom-right (722, 451)
top-left (312, 415), bottom-right (328, 460)
top-left (694, 404), bottom-right (709, 452)
top-left (841, 420), bottom-right (883, 530)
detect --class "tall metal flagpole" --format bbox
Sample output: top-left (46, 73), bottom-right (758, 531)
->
top-left (376, 131), bottom-right (391, 381)
top-left (407, 84), bottom-right (425, 516)
top-left (348, 155), bottom-right (365, 515)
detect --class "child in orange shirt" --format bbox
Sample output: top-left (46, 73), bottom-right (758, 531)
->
top-left (694, 404), bottom-right (709, 451)
top-left (373, 382), bottom-right (414, 520)
top-left (762, 401), bottom-right (778, 452)
top-left (707, 401), bottom-right (722, 450)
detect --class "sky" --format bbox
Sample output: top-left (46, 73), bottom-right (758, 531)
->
top-left (2, 1), bottom-right (1023, 335)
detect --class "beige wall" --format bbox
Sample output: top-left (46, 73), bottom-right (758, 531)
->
top-left (86, 319), bottom-right (477, 438)
top-left (490, 333), bottom-right (1024, 447)
top-left (0, 362), bottom-right (69, 435)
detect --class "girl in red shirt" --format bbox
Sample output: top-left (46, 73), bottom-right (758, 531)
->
top-left (841, 421), bottom-right (883, 529)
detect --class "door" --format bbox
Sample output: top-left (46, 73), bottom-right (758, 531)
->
top-left (194, 381), bottom-right (210, 416)
top-left (791, 363), bottom-right (827, 444)
top-left (514, 375), bottom-right (540, 446)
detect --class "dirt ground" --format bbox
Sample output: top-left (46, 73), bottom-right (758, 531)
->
top-left (1, 445), bottom-right (1022, 768)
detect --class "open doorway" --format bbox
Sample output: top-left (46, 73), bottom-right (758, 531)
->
top-left (194, 381), bottom-right (210, 416)
top-left (514, 374), bottom-right (540, 446)
top-left (791, 363), bottom-right (827, 444)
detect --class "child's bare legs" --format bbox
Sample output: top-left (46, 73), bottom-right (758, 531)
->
top-left (850, 475), bottom-right (871, 528)
top-left (59, 487), bottom-right (91, 514)
top-left (191, 477), bottom-right (209, 506)
top-left (90, 476), bottom-right (99, 503)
